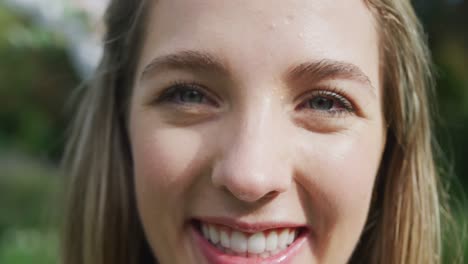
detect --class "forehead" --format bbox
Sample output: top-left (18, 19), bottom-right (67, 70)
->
top-left (138, 0), bottom-right (379, 89)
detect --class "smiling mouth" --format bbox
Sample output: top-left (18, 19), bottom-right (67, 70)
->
top-left (192, 219), bottom-right (307, 259)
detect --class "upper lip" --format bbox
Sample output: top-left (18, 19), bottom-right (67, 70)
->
top-left (193, 217), bottom-right (308, 234)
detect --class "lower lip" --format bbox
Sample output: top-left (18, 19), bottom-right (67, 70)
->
top-left (191, 225), bottom-right (309, 264)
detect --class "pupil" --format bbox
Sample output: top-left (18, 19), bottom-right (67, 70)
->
top-left (309, 97), bottom-right (333, 110)
top-left (181, 90), bottom-right (202, 103)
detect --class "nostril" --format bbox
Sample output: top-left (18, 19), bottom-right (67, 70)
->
top-left (212, 160), bottom-right (289, 203)
top-left (224, 187), bottom-right (279, 203)
top-left (226, 189), bottom-right (267, 203)
top-left (221, 180), bottom-right (281, 203)
top-left (264, 191), bottom-right (279, 199)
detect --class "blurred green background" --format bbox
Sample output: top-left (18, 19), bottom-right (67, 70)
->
top-left (0, 0), bottom-right (466, 263)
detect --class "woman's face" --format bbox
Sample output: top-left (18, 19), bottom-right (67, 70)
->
top-left (129, 0), bottom-right (386, 263)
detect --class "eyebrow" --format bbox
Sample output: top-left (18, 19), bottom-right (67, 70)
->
top-left (286, 59), bottom-right (374, 90)
top-left (140, 50), bottom-right (230, 80)
top-left (140, 50), bottom-right (375, 92)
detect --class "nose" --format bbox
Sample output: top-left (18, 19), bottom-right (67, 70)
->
top-left (211, 100), bottom-right (292, 203)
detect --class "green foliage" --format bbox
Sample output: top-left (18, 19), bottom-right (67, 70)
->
top-left (0, 3), bottom-right (78, 161)
top-left (0, 4), bottom-right (73, 262)
top-left (0, 229), bottom-right (58, 264)
top-left (441, 202), bottom-right (468, 263)
top-left (0, 156), bottom-right (62, 264)
top-left (0, 162), bottom-right (61, 234)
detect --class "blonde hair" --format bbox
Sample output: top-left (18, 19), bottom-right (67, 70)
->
top-left (61, 0), bottom-right (446, 263)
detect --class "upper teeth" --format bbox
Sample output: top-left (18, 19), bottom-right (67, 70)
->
top-left (200, 222), bottom-right (298, 258)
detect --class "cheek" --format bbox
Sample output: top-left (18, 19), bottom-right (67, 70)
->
top-left (132, 126), bottom-right (205, 200)
top-left (329, 140), bottom-right (380, 208)
top-left (296, 126), bottom-right (384, 229)
top-left (330, 135), bottom-right (381, 212)
top-left (129, 109), bottom-right (213, 239)
top-left (294, 125), bottom-right (384, 262)
top-left (130, 120), bottom-right (212, 258)
top-left (329, 135), bottom-right (380, 203)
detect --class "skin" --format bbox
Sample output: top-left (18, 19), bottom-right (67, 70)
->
top-left (129, 0), bottom-right (386, 263)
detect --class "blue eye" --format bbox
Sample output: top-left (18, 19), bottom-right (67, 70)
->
top-left (301, 90), bottom-right (354, 114)
top-left (160, 83), bottom-right (211, 105)
top-left (307, 96), bottom-right (335, 111)
top-left (176, 89), bottom-right (205, 103)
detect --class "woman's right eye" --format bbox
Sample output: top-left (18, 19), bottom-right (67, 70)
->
top-left (158, 83), bottom-right (214, 106)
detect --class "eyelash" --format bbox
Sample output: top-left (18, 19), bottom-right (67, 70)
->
top-left (296, 86), bottom-right (356, 116)
top-left (156, 81), bottom-right (356, 116)
top-left (155, 81), bottom-right (219, 106)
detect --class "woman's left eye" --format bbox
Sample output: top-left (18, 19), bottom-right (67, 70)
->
top-left (300, 90), bottom-right (354, 114)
